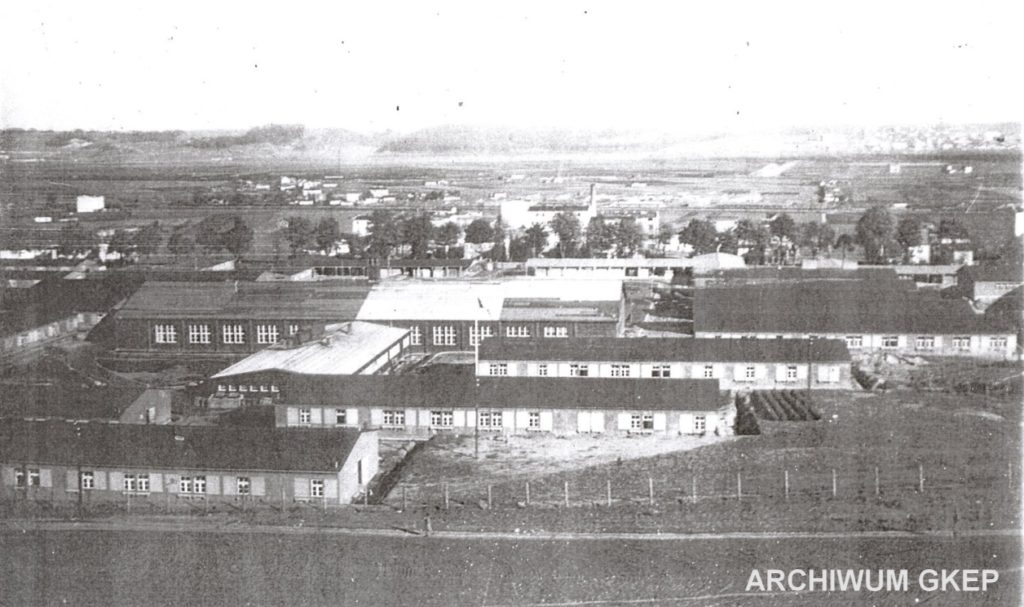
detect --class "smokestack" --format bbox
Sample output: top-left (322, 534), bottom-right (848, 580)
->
top-left (589, 183), bottom-right (596, 207)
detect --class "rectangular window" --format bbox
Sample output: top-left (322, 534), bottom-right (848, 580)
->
top-left (154, 324), bottom-right (177, 344)
top-left (882, 336), bottom-right (899, 349)
top-left (383, 410), bottom-right (405, 426)
top-left (311, 479), bottom-right (324, 498)
top-left (610, 364), bottom-right (630, 377)
top-left (288, 324), bottom-right (300, 336)
top-left (222, 324), bottom-right (245, 344)
top-left (80, 471), bottom-right (94, 490)
top-left (642, 414), bottom-right (654, 430)
top-left (409, 326), bottom-right (422, 346)
top-left (335, 409), bottom-right (346, 425)
top-left (989, 337), bottom-right (1008, 350)
top-left (744, 366), bottom-right (756, 380)
top-left (952, 336), bottom-right (970, 351)
top-left (14, 470), bottom-right (25, 487)
top-left (694, 415), bottom-right (706, 433)
top-left (479, 410), bottom-right (503, 428)
top-left (137, 474), bottom-right (150, 492)
top-left (703, 365), bottom-right (714, 379)
top-left (915, 336), bottom-right (935, 350)
top-left (630, 414), bottom-right (642, 430)
top-left (527, 412), bottom-right (541, 428)
top-left (430, 410), bottom-right (454, 428)
top-left (569, 364), bottom-right (589, 377)
top-left (188, 324), bottom-right (210, 344)
top-left (124, 475), bottom-right (137, 492)
top-left (470, 325), bottom-right (493, 346)
top-left (651, 364), bottom-right (671, 378)
top-left (193, 476), bottom-right (206, 494)
top-left (179, 477), bottom-right (193, 494)
top-left (237, 477), bottom-right (251, 495)
top-left (543, 326), bottom-right (568, 338)
top-left (299, 408), bottom-right (311, 424)
top-left (845, 335), bottom-right (863, 348)
top-left (786, 365), bottom-right (798, 380)
top-left (28, 469), bottom-right (40, 487)
top-left (536, 364), bottom-right (548, 377)
top-left (506, 325), bottom-right (530, 338)
top-left (432, 326), bottom-right (457, 346)
top-left (256, 324), bottom-right (279, 344)
top-left (488, 363), bottom-right (508, 376)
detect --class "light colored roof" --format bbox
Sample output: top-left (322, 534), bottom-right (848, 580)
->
top-left (689, 252), bottom-right (746, 271)
top-left (356, 278), bottom-right (623, 322)
top-left (212, 321), bottom-right (408, 377)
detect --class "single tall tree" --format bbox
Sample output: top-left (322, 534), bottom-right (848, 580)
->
top-left (524, 223), bottom-right (549, 256)
top-left (402, 213), bottom-right (435, 258)
top-left (366, 210), bottom-right (402, 259)
top-left (585, 216), bottom-right (615, 255)
top-left (616, 217), bottom-right (643, 256)
top-left (856, 205), bottom-right (896, 263)
top-left (314, 218), bottom-right (341, 253)
top-left (550, 212), bottom-right (582, 257)
top-left (678, 218), bottom-right (719, 255)
top-left (282, 216), bottom-right (315, 254)
top-left (464, 218), bottom-right (495, 244)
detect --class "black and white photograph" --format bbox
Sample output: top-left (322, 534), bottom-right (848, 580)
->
top-left (0, 1), bottom-right (1021, 605)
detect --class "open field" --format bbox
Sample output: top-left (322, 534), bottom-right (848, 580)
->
top-left (0, 528), bottom-right (1018, 606)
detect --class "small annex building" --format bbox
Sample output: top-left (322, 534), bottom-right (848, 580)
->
top-left (0, 419), bottom-right (377, 505)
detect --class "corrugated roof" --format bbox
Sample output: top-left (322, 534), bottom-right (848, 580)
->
top-left (479, 337), bottom-right (850, 363)
top-left (499, 300), bottom-right (619, 322)
top-left (694, 282), bottom-right (1014, 335)
top-left (0, 419), bottom-right (361, 473)
top-left (216, 372), bottom-right (726, 412)
top-left (212, 322), bottom-right (408, 377)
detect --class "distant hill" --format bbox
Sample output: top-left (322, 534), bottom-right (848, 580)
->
top-left (374, 125), bottom-right (684, 155)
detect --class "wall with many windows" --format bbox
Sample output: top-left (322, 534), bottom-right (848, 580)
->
top-left (275, 405), bottom-right (734, 437)
top-left (693, 331), bottom-right (1018, 360)
top-left (114, 318), bottom-right (315, 357)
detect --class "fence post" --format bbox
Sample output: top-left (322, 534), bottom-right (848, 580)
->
top-left (784, 470), bottom-right (789, 501)
top-left (918, 464), bottom-right (924, 493)
top-left (648, 478), bottom-right (654, 506)
top-left (525, 481), bottom-right (530, 506)
top-left (831, 469), bottom-right (837, 498)
top-left (444, 482), bottom-right (449, 510)
top-left (606, 479), bottom-right (612, 507)
top-left (563, 481), bottom-right (569, 508)
top-left (736, 472), bottom-right (742, 500)
top-left (487, 485), bottom-right (492, 509)
top-left (874, 466), bottom-right (880, 497)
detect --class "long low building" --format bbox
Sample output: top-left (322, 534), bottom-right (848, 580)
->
top-left (0, 420), bottom-right (378, 505)
top-left (475, 337), bottom-right (852, 390)
top-left (694, 282), bottom-right (1018, 359)
top-left (199, 373), bottom-right (732, 437)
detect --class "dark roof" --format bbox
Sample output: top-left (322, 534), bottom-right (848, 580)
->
top-left (0, 419), bottom-right (362, 473)
top-left (697, 267), bottom-right (903, 284)
top-left (116, 281), bottom-right (371, 321)
top-left (0, 383), bottom-right (147, 420)
top-left (214, 371), bottom-right (726, 412)
top-left (960, 263), bottom-right (1023, 283)
top-left (479, 337), bottom-right (850, 363)
top-left (1, 275), bottom-right (143, 337)
top-left (694, 282), bottom-right (1015, 335)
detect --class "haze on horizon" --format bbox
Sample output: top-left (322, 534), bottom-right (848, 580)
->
top-left (1, 1), bottom-right (1021, 135)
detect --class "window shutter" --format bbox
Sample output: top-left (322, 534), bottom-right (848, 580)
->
top-left (501, 410), bottom-right (515, 429)
top-left (539, 411), bottom-right (553, 431)
top-left (453, 410), bottom-right (466, 427)
top-left (223, 477), bottom-right (237, 496)
top-left (734, 364), bottom-right (746, 380)
top-left (370, 409), bottom-right (383, 426)
top-left (653, 413), bottom-right (666, 431)
top-left (797, 365), bottom-right (808, 380)
top-left (293, 478), bottom-right (309, 499)
top-left (251, 477), bottom-right (266, 497)
top-left (775, 366), bottom-right (787, 382)
top-left (577, 411), bottom-right (591, 433)
top-left (417, 409), bottom-right (430, 427)
top-left (149, 473), bottom-right (163, 493)
top-left (40, 469), bottom-right (52, 488)
top-left (165, 475), bottom-right (178, 494)
top-left (617, 413), bottom-right (631, 431)
top-left (713, 364), bottom-right (724, 379)
top-left (109, 472), bottom-right (124, 491)
top-left (1, 467), bottom-right (14, 486)
top-left (206, 475), bottom-right (221, 495)
top-left (66, 470), bottom-right (78, 492)
top-left (286, 407), bottom-right (299, 425)
top-left (325, 478), bottom-right (339, 500)
top-left (590, 411), bottom-right (605, 433)
top-left (465, 410), bottom-right (476, 427)
top-left (94, 471), bottom-right (108, 491)
top-left (515, 410), bottom-right (529, 429)
top-left (817, 365), bottom-right (829, 382)
top-left (680, 413), bottom-right (694, 434)
top-left (310, 408), bottom-right (323, 425)
top-left (346, 409), bottom-right (359, 426)
top-left (755, 365), bottom-right (766, 380)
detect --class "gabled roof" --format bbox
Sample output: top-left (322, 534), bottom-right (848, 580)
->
top-left (116, 281), bottom-right (371, 321)
top-left (1, 275), bottom-right (143, 338)
top-left (219, 371), bottom-right (726, 412)
top-left (212, 322), bottom-right (409, 378)
top-left (0, 419), bottom-right (362, 473)
top-left (694, 282), bottom-right (1015, 335)
top-left (479, 337), bottom-right (850, 363)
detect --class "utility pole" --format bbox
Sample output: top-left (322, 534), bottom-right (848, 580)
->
top-left (474, 314), bottom-right (480, 460)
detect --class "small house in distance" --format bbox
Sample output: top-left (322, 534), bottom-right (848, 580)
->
top-left (0, 419), bottom-right (378, 505)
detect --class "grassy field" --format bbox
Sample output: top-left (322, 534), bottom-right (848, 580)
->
top-left (0, 529), bottom-right (1018, 606)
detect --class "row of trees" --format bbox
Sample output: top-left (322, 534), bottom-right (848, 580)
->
top-left (364, 211), bottom-right (466, 260)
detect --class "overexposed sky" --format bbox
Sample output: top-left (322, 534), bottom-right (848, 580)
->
top-left (1, 0), bottom-right (1020, 133)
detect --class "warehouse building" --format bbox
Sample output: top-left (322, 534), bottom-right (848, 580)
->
top-left (475, 337), bottom-right (852, 390)
top-left (0, 419), bottom-right (377, 505)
